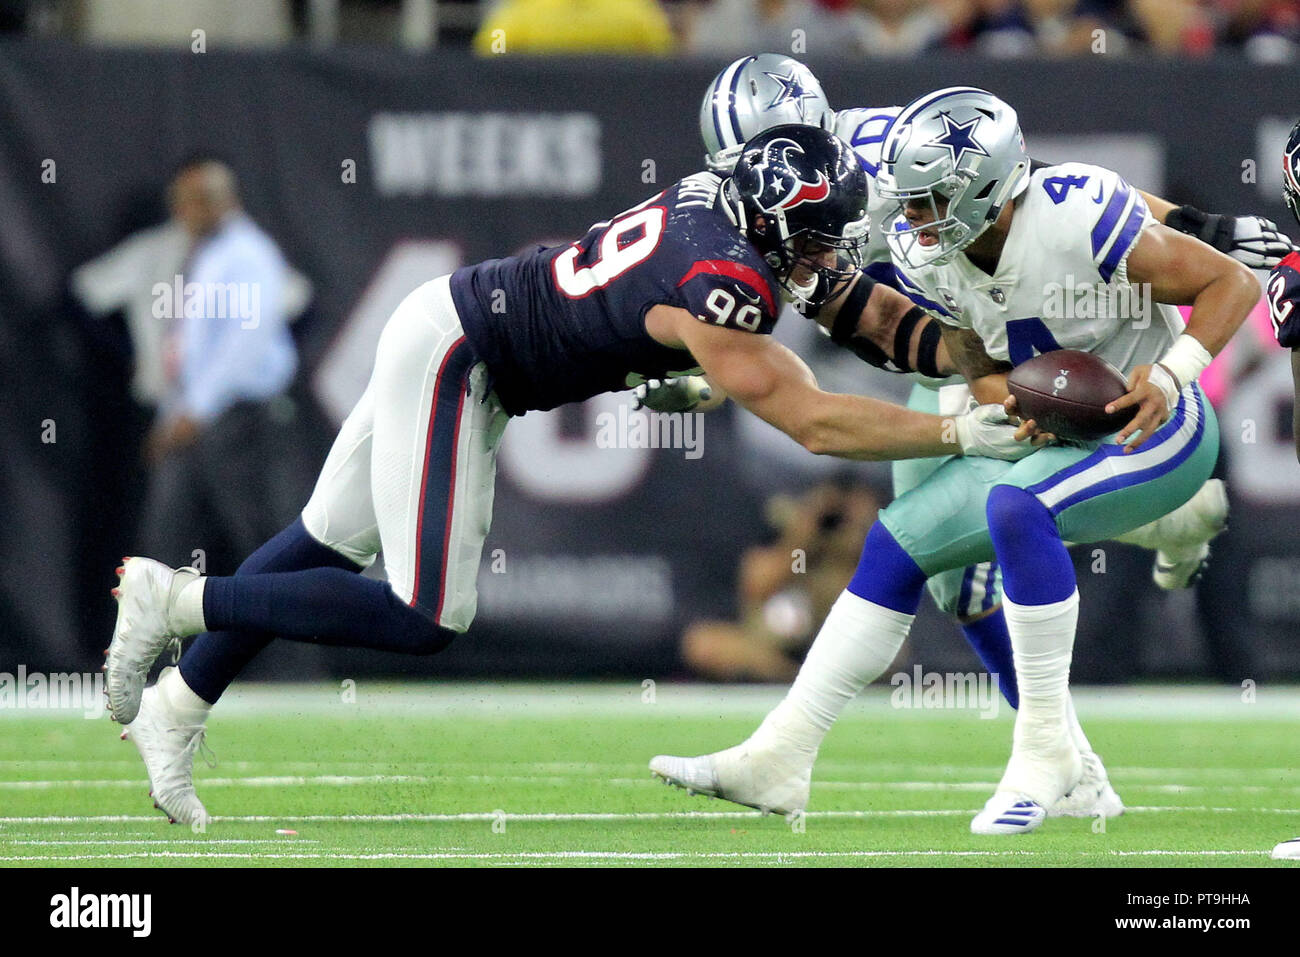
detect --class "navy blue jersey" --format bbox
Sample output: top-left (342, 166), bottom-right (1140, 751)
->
top-left (1268, 250), bottom-right (1300, 348)
top-left (450, 172), bottom-right (782, 415)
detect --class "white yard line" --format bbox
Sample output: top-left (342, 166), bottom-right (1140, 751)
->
top-left (5, 774), bottom-right (1300, 794)
top-left (0, 848), bottom-right (1271, 863)
top-left (7, 838), bottom-right (320, 846)
top-left (5, 682), bottom-right (1292, 720)
top-left (2, 805), bottom-right (1299, 826)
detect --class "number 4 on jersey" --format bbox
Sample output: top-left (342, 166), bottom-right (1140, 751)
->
top-left (1042, 174), bottom-right (1090, 205)
top-left (1007, 316), bottom-right (1063, 365)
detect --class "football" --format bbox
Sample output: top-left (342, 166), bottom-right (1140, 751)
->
top-left (1007, 349), bottom-right (1131, 441)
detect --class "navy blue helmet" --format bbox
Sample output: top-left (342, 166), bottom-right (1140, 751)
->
top-left (1284, 118), bottom-right (1300, 228)
top-left (723, 124), bottom-right (870, 307)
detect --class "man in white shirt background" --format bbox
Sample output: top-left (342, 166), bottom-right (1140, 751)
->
top-left (74, 157), bottom-right (313, 573)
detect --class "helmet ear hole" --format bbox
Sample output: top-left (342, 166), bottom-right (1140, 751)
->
top-left (736, 164), bottom-right (761, 195)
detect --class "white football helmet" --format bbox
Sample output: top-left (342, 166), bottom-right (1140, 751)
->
top-left (700, 54), bottom-right (834, 175)
top-left (877, 87), bottom-right (1030, 269)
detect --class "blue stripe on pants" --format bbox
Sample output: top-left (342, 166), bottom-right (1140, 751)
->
top-left (411, 337), bottom-right (477, 618)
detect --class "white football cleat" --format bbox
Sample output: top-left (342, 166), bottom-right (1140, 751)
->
top-left (650, 741), bottom-right (813, 815)
top-left (1048, 750), bottom-right (1124, 818)
top-left (1152, 479), bottom-right (1228, 590)
top-left (971, 793), bottom-right (1047, 835)
top-left (105, 557), bottom-right (199, 724)
top-left (974, 737), bottom-right (1081, 835)
top-left (121, 673), bottom-right (211, 828)
top-left (1271, 838), bottom-right (1300, 860)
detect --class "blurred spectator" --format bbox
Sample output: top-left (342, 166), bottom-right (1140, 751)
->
top-left (473, 0), bottom-right (675, 53)
top-left (74, 158), bottom-right (311, 571)
top-left (680, 480), bottom-right (881, 681)
top-left (72, 217), bottom-right (189, 409)
top-left (847, 0), bottom-right (958, 54)
top-left (687, 0), bottom-right (859, 56)
top-left (1217, 0), bottom-right (1300, 61)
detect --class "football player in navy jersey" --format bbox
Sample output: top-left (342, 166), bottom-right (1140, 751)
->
top-left (102, 125), bottom-right (1034, 826)
top-left (1270, 118), bottom-right (1300, 461)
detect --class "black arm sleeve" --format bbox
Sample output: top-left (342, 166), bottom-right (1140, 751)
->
top-left (913, 318), bottom-right (944, 379)
top-left (1165, 204), bottom-right (1234, 252)
top-left (828, 274), bottom-right (901, 371)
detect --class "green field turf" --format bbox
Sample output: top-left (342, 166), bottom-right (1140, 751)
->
top-left (1, 682), bottom-right (1297, 867)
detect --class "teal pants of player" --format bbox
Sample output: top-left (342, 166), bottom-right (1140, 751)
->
top-left (892, 383), bottom-right (1001, 619)
top-left (882, 384), bottom-right (1220, 577)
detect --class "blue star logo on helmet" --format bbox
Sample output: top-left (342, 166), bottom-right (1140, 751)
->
top-left (763, 70), bottom-right (818, 121)
top-left (926, 113), bottom-right (990, 168)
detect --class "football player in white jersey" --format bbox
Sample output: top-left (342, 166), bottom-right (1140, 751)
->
top-left (648, 56), bottom-right (1285, 821)
top-left (655, 86), bottom-right (1259, 835)
top-left (690, 54), bottom-right (1289, 592)
top-left (875, 87), bottom-right (1257, 832)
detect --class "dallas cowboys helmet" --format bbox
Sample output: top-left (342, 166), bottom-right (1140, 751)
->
top-left (1284, 118), bottom-right (1300, 228)
top-left (723, 124), bottom-right (870, 308)
top-left (700, 54), bottom-right (834, 175)
top-left (877, 87), bottom-right (1030, 268)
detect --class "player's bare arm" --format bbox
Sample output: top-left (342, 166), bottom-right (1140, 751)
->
top-left (938, 325), bottom-right (1056, 445)
top-left (1109, 222), bottom-right (1260, 450)
top-left (1138, 189), bottom-right (1296, 270)
top-left (938, 324), bottom-right (1012, 403)
top-left (656, 274), bottom-right (956, 413)
top-left (646, 303), bottom-right (1022, 461)
top-left (812, 272), bottom-right (955, 377)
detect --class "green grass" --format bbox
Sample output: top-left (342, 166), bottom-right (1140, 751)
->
top-left (1, 683), bottom-right (1297, 867)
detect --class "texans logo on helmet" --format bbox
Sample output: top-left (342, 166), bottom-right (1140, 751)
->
top-left (751, 137), bottom-right (831, 213)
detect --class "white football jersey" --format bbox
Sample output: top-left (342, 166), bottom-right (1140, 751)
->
top-left (832, 106), bottom-right (901, 267)
top-left (890, 162), bottom-right (1185, 376)
top-left (835, 105), bottom-right (964, 391)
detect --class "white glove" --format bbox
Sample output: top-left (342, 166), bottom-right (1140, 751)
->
top-left (632, 376), bottom-right (712, 413)
top-left (1229, 216), bottom-right (1296, 270)
top-left (953, 401), bottom-right (1035, 461)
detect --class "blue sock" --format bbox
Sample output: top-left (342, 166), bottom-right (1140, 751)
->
top-left (180, 518), bottom-right (365, 704)
top-left (960, 608), bottom-right (1019, 709)
top-left (201, 567), bottom-right (457, 659)
top-left (847, 522), bottom-right (927, 615)
top-left (985, 484), bottom-right (1076, 605)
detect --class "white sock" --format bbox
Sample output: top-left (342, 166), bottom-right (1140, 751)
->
top-left (157, 666), bottom-right (212, 724)
top-left (1114, 495), bottom-right (1205, 557)
top-left (169, 577), bottom-right (208, 636)
top-left (751, 590), bottom-right (912, 755)
top-left (1066, 693), bottom-right (1093, 755)
top-left (1112, 517), bottom-right (1161, 549)
top-left (999, 589), bottom-right (1080, 802)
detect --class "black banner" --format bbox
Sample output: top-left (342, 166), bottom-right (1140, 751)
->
top-left (1, 43), bottom-right (1297, 680)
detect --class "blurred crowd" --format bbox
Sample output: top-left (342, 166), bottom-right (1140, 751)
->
top-left (677, 0), bottom-right (1300, 59)
top-left (476, 0), bottom-right (1300, 58)
top-left (1, 0), bottom-right (1296, 59)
